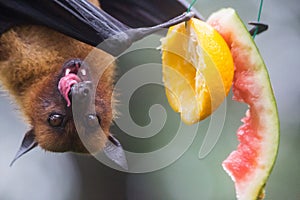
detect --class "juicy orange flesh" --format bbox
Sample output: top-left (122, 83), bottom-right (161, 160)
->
top-left (164, 56), bottom-right (197, 110)
top-left (162, 19), bottom-right (234, 123)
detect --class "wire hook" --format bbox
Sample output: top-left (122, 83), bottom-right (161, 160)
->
top-left (248, 21), bottom-right (268, 36)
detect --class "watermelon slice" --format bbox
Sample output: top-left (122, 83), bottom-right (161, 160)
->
top-left (207, 8), bottom-right (280, 199)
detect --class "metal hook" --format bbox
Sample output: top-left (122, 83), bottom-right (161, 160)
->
top-left (248, 21), bottom-right (269, 36)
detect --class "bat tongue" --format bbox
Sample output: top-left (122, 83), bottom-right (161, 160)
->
top-left (58, 73), bottom-right (81, 107)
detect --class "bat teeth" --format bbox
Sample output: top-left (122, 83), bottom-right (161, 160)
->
top-left (65, 68), bottom-right (71, 76)
top-left (81, 69), bottom-right (86, 76)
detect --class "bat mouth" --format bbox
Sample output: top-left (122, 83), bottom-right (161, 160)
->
top-left (58, 59), bottom-right (91, 107)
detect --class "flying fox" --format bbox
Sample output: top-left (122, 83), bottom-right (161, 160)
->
top-left (0, 0), bottom-right (202, 169)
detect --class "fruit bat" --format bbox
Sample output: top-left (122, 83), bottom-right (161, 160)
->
top-left (0, 0), bottom-right (202, 169)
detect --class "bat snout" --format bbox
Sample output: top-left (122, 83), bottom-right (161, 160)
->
top-left (70, 81), bottom-right (93, 104)
top-left (58, 58), bottom-right (94, 107)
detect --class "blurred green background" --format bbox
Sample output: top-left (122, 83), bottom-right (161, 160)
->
top-left (0, 0), bottom-right (299, 199)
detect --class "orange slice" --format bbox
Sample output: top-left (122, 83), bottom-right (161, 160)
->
top-left (161, 18), bottom-right (234, 124)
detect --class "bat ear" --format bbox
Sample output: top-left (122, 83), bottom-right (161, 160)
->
top-left (103, 135), bottom-right (128, 170)
top-left (10, 129), bottom-right (38, 167)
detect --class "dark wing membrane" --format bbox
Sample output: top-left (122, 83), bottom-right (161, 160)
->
top-left (0, 0), bottom-right (129, 47)
top-left (0, 0), bottom-right (195, 55)
top-left (100, 0), bottom-right (204, 28)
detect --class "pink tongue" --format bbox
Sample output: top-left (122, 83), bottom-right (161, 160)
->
top-left (58, 74), bottom-right (81, 107)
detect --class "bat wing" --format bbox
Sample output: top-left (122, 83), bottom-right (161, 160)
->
top-left (100, 0), bottom-right (204, 27)
top-left (0, 0), bottom-right (197, 55)
top-left (0, 0), bottom-right (129, 48)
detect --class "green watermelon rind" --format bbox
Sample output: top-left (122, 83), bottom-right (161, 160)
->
top-left (207, 8), bottom-right (280, 200)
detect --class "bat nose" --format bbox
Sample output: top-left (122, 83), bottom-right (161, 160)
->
top-left (70, 81), bottom-right (93, 104)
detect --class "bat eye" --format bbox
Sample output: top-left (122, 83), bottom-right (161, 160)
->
top-left (85, 114), bottom-right (101, 128)
top-left (48, 113), bottom-right (64, 127)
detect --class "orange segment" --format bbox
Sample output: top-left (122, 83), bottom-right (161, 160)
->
top-left (161, 18), bottom-right (234, 124)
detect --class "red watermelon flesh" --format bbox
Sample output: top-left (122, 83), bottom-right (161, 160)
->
top-left (207, 8), bottom-right (280, 200)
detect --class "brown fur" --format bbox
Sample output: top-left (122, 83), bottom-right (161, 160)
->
top-left (0, 0), bottom-right (116, 153)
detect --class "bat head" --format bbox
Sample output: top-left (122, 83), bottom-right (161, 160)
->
top-left (11, 57), bottom-right (127, 168)
top-left (33, 58), bottom-right (112, 153)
